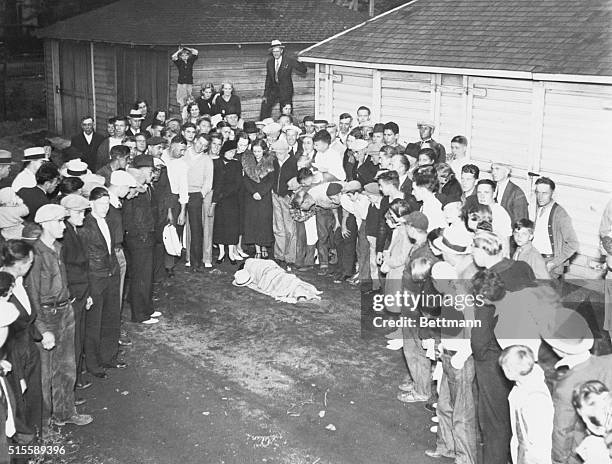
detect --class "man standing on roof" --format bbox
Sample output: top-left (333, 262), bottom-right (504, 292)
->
top-left (260, 40), bottom-right (307, 120)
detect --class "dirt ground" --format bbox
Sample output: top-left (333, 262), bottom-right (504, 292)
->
top-left (39, 263), bottom-right (436, 464)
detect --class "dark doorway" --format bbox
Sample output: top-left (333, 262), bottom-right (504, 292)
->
top-left (116, 47), bottom-right (169, 117)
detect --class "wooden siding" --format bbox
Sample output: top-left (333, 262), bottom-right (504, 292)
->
top-left (168, 44), bottom-right (315, 121)
top-left (92, 44), bottom-right (117, 134)
top-left (43, 39), bottom-right (58, 133)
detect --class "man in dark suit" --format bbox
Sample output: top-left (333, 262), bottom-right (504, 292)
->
top-left (491, 162), bottom-right (529, 224)
top-left (260, 40), bottom-right (307, 119)
top-left (16, 162), bottom-right (60, 223)
top-left (70, 116), bottom-right (105, 171)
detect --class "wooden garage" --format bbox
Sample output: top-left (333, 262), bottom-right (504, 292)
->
top-left (36, 0), bottom-right (366, 135)
top-left (299, 0), bottom-right (612, 278)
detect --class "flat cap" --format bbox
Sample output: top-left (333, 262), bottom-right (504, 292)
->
top-left (147, 136), bottom-right (165, 146)
top-left (326, 182), bottom-right (343, 197)
top-left (60, 194), bottom-right (90, 211)
top-left (35, 204), bottom-right (67, 223)
top-left (404, 211), bottom-right (429, 231)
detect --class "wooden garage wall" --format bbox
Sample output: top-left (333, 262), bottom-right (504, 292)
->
top-left (92, 43), bottom-right (117, 134)
top-left (168, 44), bottom-right (315, 121)
top-left (315, 64), bottom-right (612, 278)
top-left (43, 39), bottom-right (61, 133)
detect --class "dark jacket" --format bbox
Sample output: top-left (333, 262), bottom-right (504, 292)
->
top-left (173, 54), bottom-right (197, 84)
top-left (546, 202), bottom-right (579, 271)
top-left (376, 194), bottom-right (419, 253)
top-left (6, 292), bottom-right (42, 382)
top-left (25, 239), bottom-right (71, 334)
top-left (263, 55), bottom-right (307, 105)
top-left (79, 213), bottom-right (120, 277)
top-left (61, 221), bottom-right (89, 298)
top-left (214, 95), bottom-right (242, 118)
top-left (439, 177), bottom-right (462, 205)
top-left (499, 180), bottom-right (529, 224)
top-left (272, 155), bottom-right (298, 197)
top-left (399, 174), bottom-right (413, 198)
top-left (70, 132), bottom-right (105, 171)
top-left (212, 158), bottom-right (242, 203)
top-left (123, 187), bottom-right (155, 247)
top-left (354, 159), bottom-right (378, 186)
top-left (16, 186), bottom-right (48, 223)
top-left (196, 96), bottom-right (218, 116)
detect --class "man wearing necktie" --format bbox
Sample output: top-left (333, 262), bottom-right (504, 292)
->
top-left (416, 120), bottom-right (446, 163)
top-left (260, 39), bottom-right (307, 119)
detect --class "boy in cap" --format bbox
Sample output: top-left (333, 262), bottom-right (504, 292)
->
top-left (27, 204), bottom-right (93, 429)
top-left (171, 45), bottom-right (199, 107)
top-left (60, 194), bottom-right (93, 391)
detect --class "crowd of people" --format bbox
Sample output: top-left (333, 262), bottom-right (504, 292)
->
top-left (0, 58), bottom-right (610, 464)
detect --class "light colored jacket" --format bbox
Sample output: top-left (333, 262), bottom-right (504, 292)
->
top-left (509, 364), bottom-right (553, 464)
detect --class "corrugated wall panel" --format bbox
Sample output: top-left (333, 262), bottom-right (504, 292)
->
top-left (330, 65), bottom-right (373, 125)
top-left (438, 74), bottom-right (465, 147)
top-left (469, 77), bottom-right (533, 169)
top-left (93, 44), bottom-right (116, 134)
top-left (380, 71), bottom-right (431, 142)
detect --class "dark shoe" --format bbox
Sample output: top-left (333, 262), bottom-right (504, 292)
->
top-left (76, 380), bottom-right (93, 390)
top-left (90, 371), bottom-right (108, 379)
top-left (101, 361), bottom-right (127, 369)
top-left (118, 338), bottom-right (132, 346)
top-left (74, 397), bottom-right (87, 406)
top-left (228, 258), bottom-right (236, 265)
top-left (216, 256), bottom-right (225, 264)
top-left (425, 402), bottom-right (437, 413)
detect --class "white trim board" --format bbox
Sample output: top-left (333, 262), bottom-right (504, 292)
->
top-left (297, 57), bottom-right (612, 85)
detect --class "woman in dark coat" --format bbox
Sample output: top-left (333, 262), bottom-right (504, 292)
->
top-left (436, 162), bottom-right (463, 205)
top-left (214, 82), bottom-right (241, 118)
top-left (242, 140), bottom-right (274, 258)
top-left (2, 240), bottom-right (43, 440)
top-left (213, 141), bottom-right (243, 263)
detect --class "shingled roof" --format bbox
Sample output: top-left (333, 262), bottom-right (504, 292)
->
top-left (37, 0), bottom-right (367, 45)
top-left (299, 0), bottom-right (612, 78)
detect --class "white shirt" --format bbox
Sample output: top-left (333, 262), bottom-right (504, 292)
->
top-left (108, 136), bottom-right (123, 150)
top-left (274, 58), bottom-right (282, 79)
top-left (421, 194), bottom-right (446, 232)
top-left (495, 178), bottom-right (509, 203)
top-left (12, 276), bottom-right (32, 315)
top-left (161, 153), bottom-right (189, 205)
top-left (490, 202), bottom-right (512, 238)
top-left (533, 203), bottom-right (554, 254)
top-left (92, 211), bottom-right (112, 253)
top-left (314, 145), bottom-right (346, 181)
top-left (449, 157), bottom-right (468, 178)
top-left (11, 169), bottom-right (36, 192)
top-left (340, 193), bottom-right (370, 225)
top-left (109, 191), bottom-right (122, 209)
top-left (83, 132), bottom-right (93, 144)
top-left (398, 173), bottom-right (409, 191)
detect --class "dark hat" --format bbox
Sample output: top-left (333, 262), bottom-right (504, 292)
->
top-left (63, 146), bottom-right (82, 161)
top-left (326, 182), bottom-right (343, 197)
top-left (314, 119), bottom-right (328, 125)
top-left (243, 121), bottom-right (258, 134)
top-left (0, 150), bottom-right (13, 165)
top-left (372, 123), bottom-right (385, 134)
top-left (542, 307), bottom-right (593, 355)
top-left (220, 140), bottom-right (238, 155)
top-left (404, 142), bottom-right (420, 159)
top-left (147, 136), bottom-right (165, 146)
top-left (132, 155), bottom-right (154, 168)
top-left (302, 116), bottom-right (315, 123)
top-left (404, 211), bottom-right (429, 231)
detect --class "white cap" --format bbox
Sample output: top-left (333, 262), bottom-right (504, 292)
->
top-left (110, 170), bottom-right (139, 187)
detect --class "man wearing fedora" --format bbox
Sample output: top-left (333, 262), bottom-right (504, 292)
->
top-left (126, 109), bottom-right (145, 137)
top-left (0, 150), bottom-right (14, 189)
top-left (260, 40), bottom-right (307, 120)
top-left (407, 120), bottom-right (446, 164)
top-left (70, 116), bottom-right (105, 171)
top-left (12, 147), bottom-right (48, 192)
